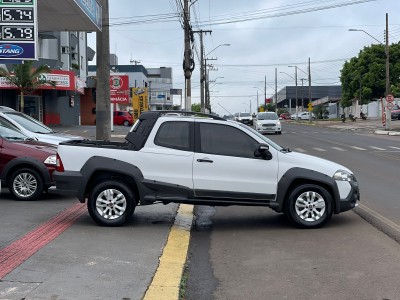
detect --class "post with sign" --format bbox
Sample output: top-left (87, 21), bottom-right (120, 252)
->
top-left (386, 94), bottom-right (394, 130)
top-left (308, 102), bottom-right (313, 122)
top-left (0, 0), bottom-right (38, 61)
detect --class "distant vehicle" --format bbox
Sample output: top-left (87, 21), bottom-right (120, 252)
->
top-left (279, 112), bottom-right (291, 120)
top-left (297, 112), bottom-right (315, 120)
top-left (0, 119), bottom-right (57, 200)
top-left (290, 113), bottom-right (297, 120)
top-left (113, 110), bottom-right (133, 126)
top-left (0, 106), bottom-right (83, 145)
top-left (391, 104), bottom-right (400, 120)
top-left (254, 112), bottom-right (281, 134)
top-left (236, 112), bottom-right (253, 125)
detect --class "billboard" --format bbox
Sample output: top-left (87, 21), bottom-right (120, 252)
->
top-left (110, 75), bottom-right (129, 104)
top-left (132, 87), bottom-right (148, 120)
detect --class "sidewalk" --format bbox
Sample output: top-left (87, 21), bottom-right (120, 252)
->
top-left (294, 117), bottom-right (400, 136)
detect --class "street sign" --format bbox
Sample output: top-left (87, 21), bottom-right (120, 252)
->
top-left (386, 94), bottom-right (394, 103)
top-left (0, 0), bottom-right (37, 60)
top-left (307, 102), bottom-right (313, 111)
top-left (386, 102), bottom-right (394, 110)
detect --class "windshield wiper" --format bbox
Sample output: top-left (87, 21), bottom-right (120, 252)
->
top-left (25, 137), bottom-right (36, 141)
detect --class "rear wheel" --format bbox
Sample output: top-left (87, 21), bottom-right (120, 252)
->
top-left (10, 168), bottom-right (44, 201)
top-left (123, 120), bottom-right (130, 126)
top-left (285, 184), bottom-right (333, 228)
top-left (88, 180), bottom-right (136, 226)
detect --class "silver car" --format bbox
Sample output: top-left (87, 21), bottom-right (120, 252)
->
top-left (253, 112), bottom-right (282, 134)
top-left (0, 106), bottom-right (83, 145)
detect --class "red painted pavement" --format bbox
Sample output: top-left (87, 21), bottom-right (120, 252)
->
top-left (0, 203), bottom-right (86, 279)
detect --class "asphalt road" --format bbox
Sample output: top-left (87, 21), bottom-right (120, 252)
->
top-left (185, 121), bottom-right (400, 300)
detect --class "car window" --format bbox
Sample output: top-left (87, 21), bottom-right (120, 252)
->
top-left (154, 121), bottom-right (190, 151)
top-left (4, 112), bottom-right (52, 134)
top-left (199, 123), bottom-right (259, 159)
top-left (0, 120), bottom-right (28, 141)
top-left (240, 112), bottom-right (250, 117)
top-left (257, 113), bottom-right (278, 120)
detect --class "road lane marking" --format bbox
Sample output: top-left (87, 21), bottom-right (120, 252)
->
top-left (350, 146), bottom-right (367, 151)
top-left (389, 146), bottom-right (400, 150)
top-left (0, 203), bottom-right (86, 279)
top-left (331, 147), bottom-right (346, 151)
top-left (293, 148), bottom-right (306, 152)
top-left (370, 146), bottom-right (386, 151)
top-left (312, 148), bottom-right (326, 151)
top-left (143, 204), bottom-right (194, 300)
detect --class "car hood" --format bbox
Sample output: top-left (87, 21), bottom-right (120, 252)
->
top-left (277, 151), bottom-right (352, 177)
top-left (35, 132), bottom-right (84, 145)
top-left (257, 120), bottom-right (279, 124)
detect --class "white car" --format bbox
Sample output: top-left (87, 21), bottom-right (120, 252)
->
top-left (253, 112), bottom-right (281, 134)
top-left (0, 106), bottom-right (83, 145)
top-left (236, 112), bottom-right (253, 125)
top-left (297, 112), bottom-right (315, 120)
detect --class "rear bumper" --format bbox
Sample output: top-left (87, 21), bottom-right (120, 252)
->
top-left (48, 171), bottom-right (84, 202)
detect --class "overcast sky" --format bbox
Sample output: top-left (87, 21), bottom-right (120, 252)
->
top-left (88, 0), bottom-right (399, 116)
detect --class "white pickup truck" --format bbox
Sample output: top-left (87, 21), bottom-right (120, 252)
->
top-left (50, 111), bottom-right (359, 228)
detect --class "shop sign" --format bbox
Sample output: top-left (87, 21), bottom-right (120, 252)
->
top-left (110, 75), bottom-right (129, 104)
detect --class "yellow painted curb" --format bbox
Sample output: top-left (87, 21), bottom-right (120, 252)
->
top-left (143, 204), bottom-right (194, 300)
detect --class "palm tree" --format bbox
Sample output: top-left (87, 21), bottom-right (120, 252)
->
top-left (0, 61), bottom-right (54, 112)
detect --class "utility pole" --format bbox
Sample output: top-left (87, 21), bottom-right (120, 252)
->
top-left (308, 57), bottom-right (312, 122)
top-left (183, 0), bottom-right (193, 111)
top-left (300, 78), bottom-right (306, 110)
top-left (275, 68), bottom-right (278, 113)
top-left (385, 12), bottom-right (391, 130)
top-left (204, 57), bottom-right (216, 113)
top-left (193, 30), bottom-right (212, 113)
top-left (264, 76), bottom-right (267, 111)
top-left (96, 0), bottom-right (110, 140)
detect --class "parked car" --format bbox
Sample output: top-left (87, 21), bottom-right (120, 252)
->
top-left (290, 113), bottom-right (297, 120)
top-left (297, 112), bottom-right (316, 120)
top-left (279, 112), bottom-right (291, 120)
top-left (113, 110), bottom-right (134, 126)
top-left (0, 106), bottom-right (83, 145)
top-left (0, 119), bottom-right (57, 200)
top-left (391, 104), bottom-right (400, 120)
top-left (254, 112), bottom-right (281, 134)
top-left (236, 112), bottom-right (253, 125)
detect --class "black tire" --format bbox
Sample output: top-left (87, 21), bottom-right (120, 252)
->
top-left (123, 120), bottom-right (130, 126)
top-left (87, 180), bottom-right (136, 226)
top-left (278, 131), bottom-right (282, 134)
top-left (9, 168), bottom-right (44, 201)
top-left (285, 184), bottom-right (333, 229)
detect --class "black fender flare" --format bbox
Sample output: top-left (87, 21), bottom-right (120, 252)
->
top-left (1, 157), bottom-right (52, 186)
top-left (78, 156), bottom-right (149, 202)
top-left (275, 167), bottom-right (340, 213)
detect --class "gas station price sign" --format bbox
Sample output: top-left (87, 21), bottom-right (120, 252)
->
top-left (0, 0), bottom-right (37, 60)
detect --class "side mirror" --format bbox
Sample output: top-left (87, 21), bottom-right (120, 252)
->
top-left (254, 143), bottom-right (272, 160)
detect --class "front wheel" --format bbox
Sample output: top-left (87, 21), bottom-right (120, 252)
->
top-left (285, 184), bottom-right (333, 228)
top-left (123, 120), bottom-right (130, 126)
top-left (9, 168), bottom-right (44, 201)
top-left (88, 180), bottom-right (136, 226)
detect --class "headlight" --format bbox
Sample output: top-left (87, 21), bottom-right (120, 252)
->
top-left (44, 155), bottom-right (57, 165)
top-left (257, 121), bottom-right (262, 125)
top-left (333, 170), bottom-right (354, 182)
top-left (277, 121), bottom-right (281, 126)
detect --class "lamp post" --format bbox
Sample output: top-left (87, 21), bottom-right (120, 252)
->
top-left (349, 18), bottom-right (390, 129)
top-left (280, 71), bottom-right (295, 114)
top-left (288, 66), bottom-right (298, 119)
top-left (202, 44), bottom-right (230, 113)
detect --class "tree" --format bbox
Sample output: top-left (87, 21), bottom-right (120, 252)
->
top-left (340, 43), bottom-right (400, 107)
top-left (191, 103), bottom-right (201, 112)
top-left (0, 61), bottom-right (53, 112)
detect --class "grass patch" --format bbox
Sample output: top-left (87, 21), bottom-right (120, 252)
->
top-left (179, 264), bottom-right (189, 300)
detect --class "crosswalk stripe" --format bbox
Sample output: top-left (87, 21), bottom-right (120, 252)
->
top-left (389, 146), bottom-right (400, 150)
top-left (331, 147), bottom-right (346, 151)
top-left (370, 146), bottom-right (386, 151)
top-left (350, 146), bottom-right (367, 151)
top-left (313, 148), bottom-right (326, 151)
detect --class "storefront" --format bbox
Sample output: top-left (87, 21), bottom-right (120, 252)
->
top-left (0, 70), bottom-right (85, 126)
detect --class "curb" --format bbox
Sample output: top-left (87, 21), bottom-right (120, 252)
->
top-left (143, 204), bottom-right (194, 300)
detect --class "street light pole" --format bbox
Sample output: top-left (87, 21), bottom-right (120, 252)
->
top-left (289, 66), bottom-right (298, 119)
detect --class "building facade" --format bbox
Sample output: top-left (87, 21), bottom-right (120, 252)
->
top-left (147, 67), bottom-right (173, 110)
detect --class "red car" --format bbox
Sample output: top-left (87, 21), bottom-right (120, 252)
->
top-left (0, 121), bottom-right (57, 200)
top-left (113, 111), bottom-right (134, 126)
top-left (279, 112), bottom-right (291, 120)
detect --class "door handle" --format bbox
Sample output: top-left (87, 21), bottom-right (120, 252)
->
top-left (197, 158), bottom-right (213, 163)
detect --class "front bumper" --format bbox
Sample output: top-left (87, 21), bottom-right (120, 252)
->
top-left (48, 171), bottom-right (84, 201)
top-left (337, 180), bottom-right (360, 213)
top-left (255, 125), bottom-right (281, 134)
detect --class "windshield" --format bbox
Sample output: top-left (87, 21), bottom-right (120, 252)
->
top-left (236, 122), bottom-right (283, 151)
top-left (257, 113), bottom-right (278, 120)
top-left (240, 112), bottom-right (251, 117)
top-left (0, 119), bottom-right (30, 141)
top-left (4, 112), bottom-right (53, 134)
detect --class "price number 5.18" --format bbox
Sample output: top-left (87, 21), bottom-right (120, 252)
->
top-left (1, 25), bottom-right (34, 41)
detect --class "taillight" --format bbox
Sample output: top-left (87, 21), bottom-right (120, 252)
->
top-left (56, 153), bottom-right (64, 172)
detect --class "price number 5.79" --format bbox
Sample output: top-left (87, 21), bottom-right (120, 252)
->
top-left (1, 26), bottom-right (34, 41)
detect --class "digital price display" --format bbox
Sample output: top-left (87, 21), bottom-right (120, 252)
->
top-left (0, 25), bottom-right (34, 41)
top-left (1, 8), bottom-right (34, 23)
top-left (0, 0), bottom-right (37, 60)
